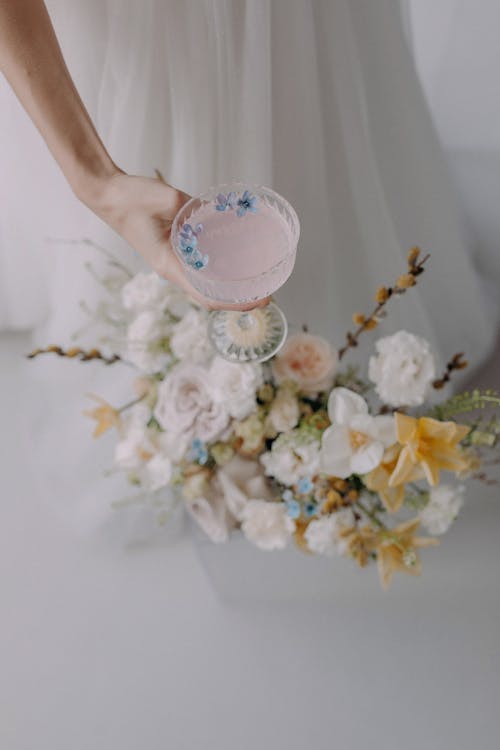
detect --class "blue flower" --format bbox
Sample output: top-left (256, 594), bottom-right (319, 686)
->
top-left (187, 251), bottom-right (209, 271)
top-left (236, 190), bottom-right (258, 217)
top-left (304, 501), bottom-right (318, 519)
top-left (215, 192), bottom-right (237, 212)
top-left (297, 477), bottom-right (314, 495)
top-left (283, 498), bottom-right (301, 520)
top-left (189, 438), bottom-right (208, 465)
top-left (179, 223), bottom-right (207, 269)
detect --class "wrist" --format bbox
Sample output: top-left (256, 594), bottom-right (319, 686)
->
top-left (72, 164), bottom-right (124, 211)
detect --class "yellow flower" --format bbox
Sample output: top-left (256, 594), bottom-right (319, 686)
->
top-left (376, 518), bottom-right (438, 590)
top-left (365, 444), bottom-right (405, 512)
top-left (338, 525), bottom-right (378, 567)
top-left (389, 413), bottom-right (470, 488)
top-left (84, 394), bottom-right (121, 438)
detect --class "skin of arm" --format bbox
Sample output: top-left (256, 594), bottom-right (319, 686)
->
top-left (0, 0), bottom-right (262, 310)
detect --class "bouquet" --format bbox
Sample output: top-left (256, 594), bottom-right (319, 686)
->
top-left (30, 245), bottom-right (500, 588)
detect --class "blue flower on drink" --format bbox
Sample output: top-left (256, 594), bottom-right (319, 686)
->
top-left (188, 438), bottom-right (208, 465)
top-left (215, 192), bottom-right (237, 212)
top-left (236, 190), bottom-right (258, 217)
top-left (297, 476), bottom-right (314, 495)
top-left (179, 223), bottom-right (207, 270)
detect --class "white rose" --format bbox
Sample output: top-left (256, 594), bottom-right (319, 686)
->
top-left (419, 484), bottom-right (465, 535)
top-left (154, 363), bottom-right (229, 442)
top-left (208, 356), bottom-right (263, 420)
top-left (217, 456), bottom-right (274, 520)
top-left (126, 309), bottom-right (170, 373)
top-left (320, 388), bottom-right (396, 478)
top-left (267, 389), bottom-right (300, 434)
top-left (260, 435), bottom-right (321, 485)
top-left (170, 308), bottom-right (213, 364)
top-left (241, 500), bottom-right (295, 550)
top-left (304, 509), bottom-right (355, 556)
top-left (121, 272), bottom-right (169, 313)
top-left (368, 330), bottom-right (436, 407)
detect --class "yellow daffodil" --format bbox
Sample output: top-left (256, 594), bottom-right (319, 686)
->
top-left (365, 443), bottom-right (405, 512)
top-left (376, 518), bottom-right (438, 590)
top-left (389, 413), bottom-right (470, 488)
top-left (84, 394), bottom-right (121, 438)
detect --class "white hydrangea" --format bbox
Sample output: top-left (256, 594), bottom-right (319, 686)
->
top-left (419, 484), bottom-right (465, 535)
top-left (208, 356), bottom-right (263, 420)
top-left (125, 309), bottom-right (170, 373)
top-left (154, 363), bottom-right (229, 442)
top-left (260, 434), bottom-right (321, 485)
top-left (304, 508), bottom-right (355, 556)
top-left (241, 500), bottom-right (295, 550)
top-left (170, 308), bottom-right (213, 365)
top-left (368, 330), bottom-right (436, 407)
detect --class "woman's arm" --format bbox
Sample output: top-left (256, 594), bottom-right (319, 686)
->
top-left (0, 0), bottom-right (259, 309)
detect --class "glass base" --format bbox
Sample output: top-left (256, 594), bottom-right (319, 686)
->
top-left (207, 302), bottom-right (288, 363)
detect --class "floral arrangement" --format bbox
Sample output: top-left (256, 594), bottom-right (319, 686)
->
top-left (30, 246), bottom-right (500, 588)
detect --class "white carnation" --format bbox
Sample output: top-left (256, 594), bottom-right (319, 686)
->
top-left (241, 500), bottom-right (295, 550)
top-left (208, 356), bottom-right (263, 420)
top-left (154, 363), bottom-right (229, 442)
top-left (304, 509), bottom-right (355, 556)
top-left (170, 308), bottom-right (213, 364)
top-left (368, 330), bottom-right (436, 407)
top-left (261, 435), bottom-right (321, 485)
top-left (419, 484), bottom-right (465, 535)
top-left (125, 309), bottom-right (170, 373)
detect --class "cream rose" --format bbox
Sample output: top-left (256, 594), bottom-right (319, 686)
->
top-left (272, 333), bottom-right (337, 395)
top-left (154, 363), bottom-right (229, 442)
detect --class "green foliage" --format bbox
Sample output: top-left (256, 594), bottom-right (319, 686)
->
top-left (431, 389), bottom-right (500, 421)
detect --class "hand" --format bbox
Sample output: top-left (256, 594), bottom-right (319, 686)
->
top-left (88, 171), bottom-right (269, 311)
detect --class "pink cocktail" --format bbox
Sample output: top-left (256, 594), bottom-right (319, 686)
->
top-left (172, 183), bottom-right (300, 362)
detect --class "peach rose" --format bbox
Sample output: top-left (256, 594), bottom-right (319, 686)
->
top-left (272, 333), bottom-right (338, 396)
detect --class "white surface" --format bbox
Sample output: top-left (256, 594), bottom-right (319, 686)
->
top-left (1, 332), bottom-right (500, 750)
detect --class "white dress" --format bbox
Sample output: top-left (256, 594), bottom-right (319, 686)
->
top-left (0, 0), bottom-right (496, 363)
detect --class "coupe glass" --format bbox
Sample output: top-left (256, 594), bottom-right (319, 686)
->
top-left (171, 183), bottom-right (300, 362)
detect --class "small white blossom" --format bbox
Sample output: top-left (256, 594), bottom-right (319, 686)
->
top-left (114, 427), bottom-right (149, 471)
top-left (368, 330), bottom-right (436, 407)
top-left (121, 272), bottom-right (169, 313)
top-left (125, 309), bottom-right (170, 373)
top-left (140, 453), bottom-right (172, 491)
top-left (320, 388), bottom-right (395, 478)
top-left (241, 500), bottom-right (295, 550)
top-left (304, 509), bottom-right (355, 556)
top-left (208, 357), bottom-right (263, 420)
top-left (267, 389), bottom-right (300, 434)
top-left (261, 435), bottom-right (321, 485)
top-left (170, 308), bottom-right (213, 364)
top-left (419, 484), bottom-right (465, 535)
top-left (154, 363), bottom-right (229, 442)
